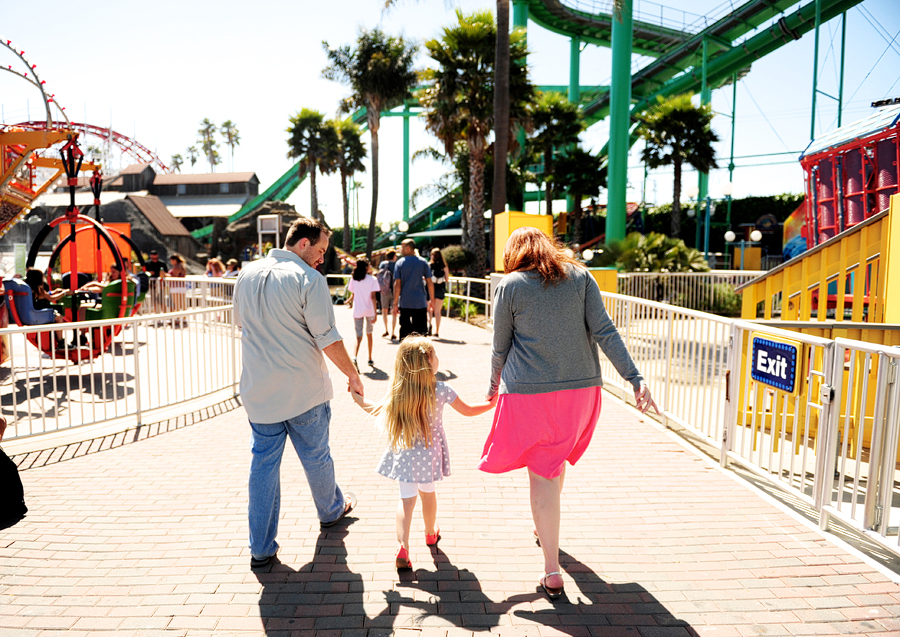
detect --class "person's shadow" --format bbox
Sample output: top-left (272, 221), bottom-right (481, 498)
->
top-left (511, 549), bottom-right (693, 634)
top-left (253, 525), bottom-right (368, 634)
top-left (367, 543), bottom-right (509, 632)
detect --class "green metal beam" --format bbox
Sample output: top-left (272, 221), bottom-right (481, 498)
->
top-left (607, 1), bottom-right (633, 244)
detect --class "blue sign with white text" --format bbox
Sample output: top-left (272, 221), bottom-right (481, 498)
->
top-left (751, 337), bottom-right (798, 394)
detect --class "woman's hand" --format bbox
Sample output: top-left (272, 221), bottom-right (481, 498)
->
top-left (634, 382), bottom-right (660, 415)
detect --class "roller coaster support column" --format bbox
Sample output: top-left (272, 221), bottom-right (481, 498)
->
top-left (513, 0), bottom-right (528, 160)
top-left (697, 38), bottom-right (711, 250)
top-left (567, 36), bottom-right (581, 214)
top-left (403, 103), bottom-right (410, 222)
top-left (607, 0), bottom-right (632, 244)
top-left (727, 74), bottom-right (737, 229)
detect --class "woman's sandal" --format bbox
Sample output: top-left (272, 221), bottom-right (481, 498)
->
top-left (533, 529), bottom-right (540, 546)
top-left (540, 572), bottom-right (564, 600)
top-left (425, 528), bottom-right (441, 546)
top-left (395, 546), bottom-right (412, 570)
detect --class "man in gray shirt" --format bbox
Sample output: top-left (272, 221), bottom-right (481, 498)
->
top-left (392, 238), bottom-right (434, 340)
top-left (234, 218), bottom-right (363, 568)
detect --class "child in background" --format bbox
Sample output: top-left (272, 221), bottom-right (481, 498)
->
top-left (347, 259), bottom-right (380, 370)
top-left (350, 337), bottom-right (496, 569)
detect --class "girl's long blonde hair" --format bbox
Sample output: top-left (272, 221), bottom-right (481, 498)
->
top-left (374, 337), bottom-right (436, 450)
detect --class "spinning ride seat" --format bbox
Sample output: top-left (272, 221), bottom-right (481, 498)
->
top-left (3, 278), bottom-right (56, 326)
top-left (84, 279), bottom-right (136, 322)
top-left (61, 272), bottom-right (91, 290)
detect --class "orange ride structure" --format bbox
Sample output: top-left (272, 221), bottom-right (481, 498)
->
top-left (1, 38), bottom-right (145, 362)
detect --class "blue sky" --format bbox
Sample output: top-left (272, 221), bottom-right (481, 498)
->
top-left (3, 0), bottom-right (898, 230)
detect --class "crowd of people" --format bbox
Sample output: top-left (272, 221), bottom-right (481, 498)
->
top-left (233, 218), bottom-right (659, 601)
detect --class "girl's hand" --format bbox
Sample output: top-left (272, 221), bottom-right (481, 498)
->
top-left (349, 388), bottom-right (365, 405)
top-left (487, 394), bottom-right (498, 408)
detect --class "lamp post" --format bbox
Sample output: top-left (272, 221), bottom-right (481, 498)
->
top-left (724, 229), bottom-right (762, 270)
top-left (380, 220), bottom-right (409, 249)
top-left (685, 185), bottom-right (700, 248)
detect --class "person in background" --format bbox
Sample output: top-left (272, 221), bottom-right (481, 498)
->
top-left (347, 258), bottom-right (380, 370)
top-left (392, 239), bottom-right (433, 341)
top-left (427, 248), bottom-right (447, 338)
top-left (479, 227), bottom-right (659, 601)
top-left (224, 259), bottom-right (240, 278)
top-left (377, 251), bottom-right (398, 340)
top-left (145, 250), bottom-right (168, 278)
top-left (206, 257), bottom-right (225, 277)
top-left (168, 253), bottom-right (188, 314)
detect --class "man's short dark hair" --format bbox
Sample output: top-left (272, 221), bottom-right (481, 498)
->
top-left (387, 251), bottom-right (396, 261)
top-left (401, 238), bottom-right (416, 250)
top-left (285, 218), bottom-right (331, 248)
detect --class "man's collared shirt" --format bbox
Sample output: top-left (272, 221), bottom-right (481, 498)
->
top-left (234, 248), bottom-right (342, 424)
top-left (394, 255), bottom-right (432, 309)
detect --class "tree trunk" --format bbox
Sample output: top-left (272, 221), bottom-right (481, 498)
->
top-left (366, 113), bottom-right (380, 260)
top-left (466, 141), bottom-right (487, 278)
top-left (544, 146), bottom-right (553, 216)
top-left (310, 164), bottom-right (319, 221)
top-left (492, 0), bottom-right (510, 273)
top-left (341, 169), bottom-right (350, 252)
top-left (671, 153), bottom-right (682, 238)
top-left (572, 192), bottom-right (583, 246)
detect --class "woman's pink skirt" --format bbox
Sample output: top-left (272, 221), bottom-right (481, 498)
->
top-left (478, 386), bottom-right (602, 479)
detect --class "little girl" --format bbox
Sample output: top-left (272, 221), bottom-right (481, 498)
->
top-left (351, 336), bottom-right (495, 570)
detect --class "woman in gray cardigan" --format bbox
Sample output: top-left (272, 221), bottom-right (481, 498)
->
top-left (479, 226), bottom-right (658, 600)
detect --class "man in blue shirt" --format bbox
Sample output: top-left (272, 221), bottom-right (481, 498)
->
top-left (392, 238), bottom-right (434, 340)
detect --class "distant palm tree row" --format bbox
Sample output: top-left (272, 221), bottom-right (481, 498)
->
top-left (171, 119), bottom-right (241, 174)
top-left (289, 10), bottom-right (717, 274)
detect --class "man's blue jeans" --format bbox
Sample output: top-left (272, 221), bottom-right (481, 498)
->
top-left (248, 402), bottom-right (345, 559)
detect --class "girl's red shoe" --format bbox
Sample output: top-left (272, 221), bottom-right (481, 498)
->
top-left (425, 528), bottom-right (441, 546)
top-left (395, 546), bottom-right (412, 570)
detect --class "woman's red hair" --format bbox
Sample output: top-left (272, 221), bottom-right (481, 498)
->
top-left (502, 226), bottom-right (583, 284)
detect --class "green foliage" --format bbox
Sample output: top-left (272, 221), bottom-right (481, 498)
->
top-left (441, 244), bottom-right (475, 273)
top-left (198, 118), bottom-right (221, 172)
top-left (418, 9), bottom-right (534, 276)
top-left (446, 296), bottom-right (480, 319)
top-left (331, 120), bottom-right (367, 251)
top-left (637, 94), bottom-right (718, 236)
top-left (600, 232), bottom-right (710, 273)
top-left (528, 92), bottom-right (583, 216)
top-left (642, 193), bottom-right (805, 250)
top-left (693, 283), bottom-right (743, 317)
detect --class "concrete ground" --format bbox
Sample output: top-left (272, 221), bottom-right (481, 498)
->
top-left (3, 304), bottom-right (899, 636)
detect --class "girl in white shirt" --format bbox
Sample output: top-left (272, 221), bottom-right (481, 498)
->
top-left (347, 259), bottom-right (381, 370)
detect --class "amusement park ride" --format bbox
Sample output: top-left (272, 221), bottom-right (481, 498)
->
top-left (0, 38), bottom-right (148, 362)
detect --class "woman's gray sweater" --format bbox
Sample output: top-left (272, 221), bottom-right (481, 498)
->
top-left (488, 266), bottom-right (644, 396)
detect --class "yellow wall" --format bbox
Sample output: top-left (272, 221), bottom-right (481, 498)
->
top-left (589, 268), bottom-right (618, 294)
top-left (493, 211), bottom-right (553, 272)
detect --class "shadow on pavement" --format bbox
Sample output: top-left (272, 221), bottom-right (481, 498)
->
top-left (512, 549), bottom-right (694, 635)
top-left (254, 525), bottom-right (368, 635)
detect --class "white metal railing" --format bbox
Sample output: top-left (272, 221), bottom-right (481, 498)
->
top-left (141, 276), bottom-right (236, 314)
top-left (617, 270), bottom-right (763, 315)
top-left (1, 303), bottom-right (239, 443)
top-left (444, 276), bottom-right (491, 323)
top-left (819, 339), bottom-right (900, 552)
top-left (599, 292), bottom-right (734, 447)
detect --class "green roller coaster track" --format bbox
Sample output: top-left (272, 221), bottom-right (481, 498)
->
top-left (192, 0), bottom-right (862, 246)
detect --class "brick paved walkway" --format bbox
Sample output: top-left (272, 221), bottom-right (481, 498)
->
top-left (3, 305), bottom-right (899, 636)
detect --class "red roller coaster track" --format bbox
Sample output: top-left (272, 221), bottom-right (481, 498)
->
top-left (7, 120), bottom-right (171, 174)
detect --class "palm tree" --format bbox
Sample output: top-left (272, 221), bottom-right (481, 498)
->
top-left (198, 118), bottom-right (219, 172)
top-left (530, 92), bottom-right (584, 217)
top-left (493, 0), bottom-right (511, 237)
top-left (419, 9), bottom-right (533, 276)
top-left (554, 147), bottom-right (606, 245)
top-left (286, 108), bottom-right (339, 222)
top-left (330, 119), bottom-right (367, 252)
top-left (323, 29), bottom-right (418, 259)
top-left (186, 146), bottom-right (199, 172)
top-left (637, 94), bottom-right (718, 238)
top-left (220, 120), bottom-right (240, 172)
top-left (170, 153), bottom-right (184, 173)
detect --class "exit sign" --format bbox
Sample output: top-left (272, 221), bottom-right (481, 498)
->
top-left (751, 336), bottom-right (799, 394)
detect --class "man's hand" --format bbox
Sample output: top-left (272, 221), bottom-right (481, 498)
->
top-left (634, 382), bottom-right (660, 415)
top-left (348, 376), bottom-right (364, 398)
